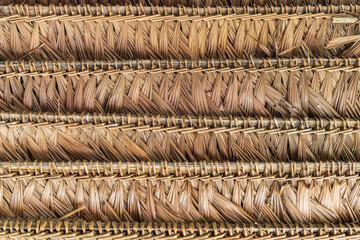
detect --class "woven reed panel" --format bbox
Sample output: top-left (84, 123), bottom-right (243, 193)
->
top-left (1, 60), bottom-right (360, 118)
top-left (0, 6), bottom-right (360, 60)
top-left (2, 0), bottom-right (358, 5)
top-left (0, 217), bottom-right (357, 239)
top-left (0, 161), bottom-right (357, 223)
top-left (0, 2), bottom-right (359, 239)
top-left (0, 114), bottom-right (356, 162)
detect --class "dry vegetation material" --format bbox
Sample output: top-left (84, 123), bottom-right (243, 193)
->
top-left (0, 116), bottom-right (357, 162)
top-left (0, 217), bottom-right (356, 239)
top-left (0, 64), bottom-right (360, 118)
top-left (0, 2), bottom-right (359, 237)
top-left (0, 16), bottom-right (359, 60)
top-left (2, 0), bottom-right (359, 5)
top-left (0, 161), bottom-right (358, 223)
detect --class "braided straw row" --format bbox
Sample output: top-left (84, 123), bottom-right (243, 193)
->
top-left (0, 217), bottom-right (356, 239)
top-left (0, 114), bottom-right (357, 161)
top-left (0, 13), bottom-right (359, 60)
top-left (1, 59), bottom-right (360, 118)
top-left (0, 160), bottom-right (359, 176)
top-left (1, 58), bottom-right (359, 70)
top-left (2, 4), bottom-right (359, 17)
top-left (0, 1), bottom-right (359, 237)
top-left (0, 110), bottom-right (357, 126)
top-left (2, 0), bottom-right (359, 6)
top-left (0, 164), bottom-right (358, 223)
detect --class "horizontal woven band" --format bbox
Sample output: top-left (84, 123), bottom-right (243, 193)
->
top-left (0, 218), bottom-right (356, 239)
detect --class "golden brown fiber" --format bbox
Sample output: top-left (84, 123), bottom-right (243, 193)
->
top-left (0, 115), bottom-right (357, 162)
top-left (0, 217), bottom-right (356, 239)
top-left (0, 15), bottom-right (359, 60)
top-left (2, 0), bottom-right (359, 6)
top-left (0, 161), bottom-right (357, 224)
top-left (0, 61), bottom-right (360, 119)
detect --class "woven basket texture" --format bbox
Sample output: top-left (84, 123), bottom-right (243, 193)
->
top-left (0, 1), bottom-right (359, 239)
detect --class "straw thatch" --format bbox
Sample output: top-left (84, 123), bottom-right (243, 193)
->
top-left (0, 1), bottom-right (359, 238)
top-left (0, 160), bottom-right (358, 223)
top-left (2, 160), bottom-right (359, 176)
top-left (0, 11), bottom-right (359, 60)
top-left (0, 59), bottom-right (359, 119)
top-left (1, 4), bottom-right (357, 17)
top-left (0, 113), bottom-right (357, 162)
top-left (0, 217), bottom-right (356, 239)
top-left (1, 0), bottom-right (359, 6)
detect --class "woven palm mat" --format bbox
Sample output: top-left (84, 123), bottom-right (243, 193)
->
top-left (0, 5), bottom-right (360, 60)
top-left (0, 59), bottom-right (359, 118)
top-left (0, 112), bottom-right (356, 162)
top-left (0, 3), bottom-right (360, 239)
top-left (0, 160), bottom-right (358, 223)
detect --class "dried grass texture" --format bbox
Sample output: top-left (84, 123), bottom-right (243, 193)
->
top-left (0, 116), bottom-right (358, 162)
top-left (0, 17), bottom-right (358, 60)
top-left (2, 0), bottom-right (359, 6)
top-left (1, 4), bottom-right (355, 18)
top-left (1, 160), bottom-right (358, 177)
top-left (0, 217), bottom-right (355, 240)
top-left (0, 166), bottom-right (358, 224)
top-left (1, 65), bottom-right (360, 119)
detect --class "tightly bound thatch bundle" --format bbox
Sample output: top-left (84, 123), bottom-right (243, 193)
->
top-left (1, 4), bottom-right (356, 17)
top-left (0, 217), bottom-right (356, 239)
top-left (0, 59), bottom-right (359, 118)
top-left (1, 0), bottom-right (358, 6)
top-left (0, 112), bottom-right (357, 162)
top-left (0, 8), bottom-right (359, 60)
top-left (0, 161), bottom-right (359, 223)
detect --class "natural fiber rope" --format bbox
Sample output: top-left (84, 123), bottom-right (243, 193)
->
top-left (0, 4), bottom-right (359, 18)
top-left (0, 160), bottom-right (359, 179)
top-left (0, 217), bottom-right (356, 238)
top-left (0, 58), bottom-right (357, 72)
top-left (0, 111), bottom-right (357, 128)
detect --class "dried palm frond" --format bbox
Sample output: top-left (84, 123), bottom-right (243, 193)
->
top-left (0, 11), bottom-right (357, 60)
top-left (0, 1), bottom-right (359, 234)
top-left (0, 112), bottom-right (357, 162)
top-left (0, 59), bottom-right (359, 118)
top-left (0, 161), bottom-right (358, 223)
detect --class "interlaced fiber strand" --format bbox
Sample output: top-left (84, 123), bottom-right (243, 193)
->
top-left (0, 165), bottom-right (358, 223)
top-left (0, 13), bottom-right (360, 60)
top-left (0, 160), bottom-right (359, 177)
top-left (0, 58), bottom-right (359, 70)
top-left (1, 4), bottom-right (359, 17)
top-left (2, 0), bottom-right (360, 6)
top-left (0, 114), bottom-right (357, 162)
top-left (0, 0), bottom-right (359, 236)
top-left (1, 59), bottom-right (360, 118)
top-left (0, 111), bottom-right (358, 127)
top-left (0, 217), bottom-right (356, 239)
